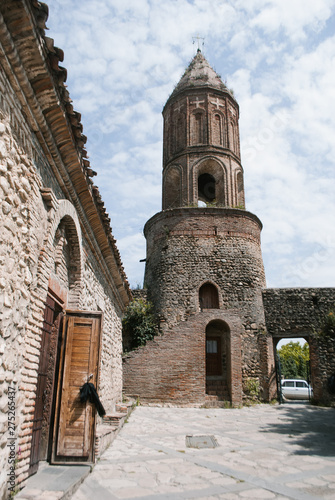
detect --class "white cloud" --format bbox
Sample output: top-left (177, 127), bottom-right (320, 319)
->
top-left (249, 0), bottom-right (333, 38)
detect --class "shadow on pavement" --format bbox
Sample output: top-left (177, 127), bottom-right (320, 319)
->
top-left (261, 402), bottom-right (335, 457)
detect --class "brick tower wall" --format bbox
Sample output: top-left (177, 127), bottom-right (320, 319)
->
top-left (144, 207), bottom-right (266, 328)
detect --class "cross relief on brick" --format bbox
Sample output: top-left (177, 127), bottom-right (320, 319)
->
top-left (210, 97), bottom-right (225, 110)
top-left (191, 96), bottom-right (205, 108)
top-left (229, 105), bottom-right (236, 116)
top-left (174, 102), bottom-right (184, 114)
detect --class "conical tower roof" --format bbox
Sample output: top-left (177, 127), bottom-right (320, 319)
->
top-left (168, 49), bottom-right (229, 102)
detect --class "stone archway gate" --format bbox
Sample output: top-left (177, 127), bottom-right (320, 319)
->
top-left (262, 287), bottom-right (335, 405)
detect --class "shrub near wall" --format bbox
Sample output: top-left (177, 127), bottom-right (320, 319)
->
top-left (122, 298), bottom-right (159, 352)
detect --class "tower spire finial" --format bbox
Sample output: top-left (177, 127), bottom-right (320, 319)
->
top-left (192, 34), bottom-right (205, 52)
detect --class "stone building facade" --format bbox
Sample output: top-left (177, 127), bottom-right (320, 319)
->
top-left (123, 50), bottom-right (335, 408)
top-left (0, 1), bottom-right (131, 498)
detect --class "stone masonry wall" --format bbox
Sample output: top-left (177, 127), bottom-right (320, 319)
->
top-left (144, 208), bottom-right (266, 327)
top-left (0, 68), bottom-right (50, 497)
top-left (310, 336), bottom-right (335, 405)
top-left (262, 288), bottom-right (335, 337)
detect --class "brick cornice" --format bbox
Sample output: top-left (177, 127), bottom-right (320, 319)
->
top-left (144, 207), bottom-right (263, 238)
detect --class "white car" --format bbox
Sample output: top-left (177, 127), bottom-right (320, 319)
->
top-left (281, 379), bottom-right (313, 400)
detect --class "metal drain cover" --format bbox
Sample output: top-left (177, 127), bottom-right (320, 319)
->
top-left (186, 435), bottom-right (218, 449)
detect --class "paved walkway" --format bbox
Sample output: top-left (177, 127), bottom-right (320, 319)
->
top-left (16, 463), bottom-right (91, 500)
top-left (71, 402), bottom-right (335, 500)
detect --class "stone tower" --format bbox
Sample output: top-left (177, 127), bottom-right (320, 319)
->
top-left (124, 50), bottom-right (274, 406)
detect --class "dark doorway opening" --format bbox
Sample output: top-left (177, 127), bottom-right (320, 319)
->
top-left (205, 320), bottom-right (230, 402)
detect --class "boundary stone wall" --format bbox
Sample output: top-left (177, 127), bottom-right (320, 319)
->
top-left (262, 288), bottom-right (335, 404)
top-left (262, 288), bottom-right (335, 337)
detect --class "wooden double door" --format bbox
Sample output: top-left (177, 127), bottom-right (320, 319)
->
top-left (29, 296), bottom-right (102, 474)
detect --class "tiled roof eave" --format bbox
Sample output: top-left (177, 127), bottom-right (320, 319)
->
top-left (0, 0), bottom-right (132, 307)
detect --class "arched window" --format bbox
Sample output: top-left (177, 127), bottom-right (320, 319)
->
top-left (199, 283), bottom-right (219, 309)
top-left (169, 120), bottom-right (175, 156)
top-left (198, 173), bottom-right (215, 203)
top-left (191, 112), bottom-right (204, 145)
top-left (229, 120), bottom-right (235, 153)
top-left (212, 114), bottom-right (223, 146)
top-left (229, 120), bottom-right (239, 155)
top-left (195, 113), bottom-right (202, 143)
top-left (175, 114), bottom-right (185, 152)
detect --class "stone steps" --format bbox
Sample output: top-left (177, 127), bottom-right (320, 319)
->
top-left (95, 399), bottom-right (136, 457)
top-left (206, 380), bottom-right (229, 403)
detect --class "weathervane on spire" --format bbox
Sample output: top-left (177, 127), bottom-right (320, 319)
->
top-left (192, 34), bottom-right (205, 52)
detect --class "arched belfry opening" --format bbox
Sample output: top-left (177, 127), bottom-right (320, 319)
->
top-left (199, 282), bottom-right (219, 309)
top-left (195, 158), bottom-right (226, 206)
top-left (175, 113), bottom-right (186, 152)
top-left (198, 173), bottom-right (216, 203)
top-left (206, 320), bottom-right (230, 402)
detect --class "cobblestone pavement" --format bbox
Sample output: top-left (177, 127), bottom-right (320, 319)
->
top-left (72, 403), bottom-right (335, 500)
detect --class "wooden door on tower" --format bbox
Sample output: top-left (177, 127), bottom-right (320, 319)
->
top-left (51, 310), bottom-right (102, 464)
top-left (206, 336), bottom-right (222, 376)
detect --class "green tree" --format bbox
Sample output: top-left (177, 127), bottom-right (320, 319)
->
top-left (278, 341), bottom-right (310, 380)
top-left (122, 298), bottom-right (159, 351)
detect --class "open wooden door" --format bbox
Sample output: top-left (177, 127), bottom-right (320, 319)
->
top-left (51, 310), bottom-right (102, 464)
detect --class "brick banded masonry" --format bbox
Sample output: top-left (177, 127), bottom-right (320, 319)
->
top-left (123, 310), bottom-right (244, 407)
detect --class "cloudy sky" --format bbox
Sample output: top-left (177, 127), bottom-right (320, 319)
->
top-left (47, 0), bottom-right (335, 289)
